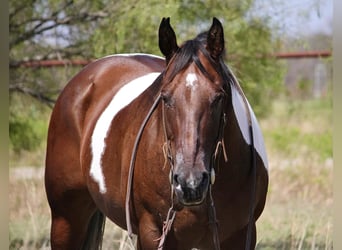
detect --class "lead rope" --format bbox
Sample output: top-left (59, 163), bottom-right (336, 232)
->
top-left (209, 109), bottom-right (228, 250)
top-left (125, 93), bottom-right (162, 239)
top-left (156, 98), bottom-right (177, 250)
top-left (208, 185), bottom-right (221, 250)
top-left (156, 205), bottom-right (176, 249)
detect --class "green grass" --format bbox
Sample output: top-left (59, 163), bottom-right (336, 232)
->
top-left (9, 176), bottom-right (50, 250)
top-left (262, 96), bottom-right (332, 161)
top-left (267, 127), bottom-right (331, 161)
top-left (256, 95), bottom-right (333, 249)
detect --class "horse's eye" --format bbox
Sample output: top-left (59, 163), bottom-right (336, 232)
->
top-left (161, 93), bottom-right (174, 108)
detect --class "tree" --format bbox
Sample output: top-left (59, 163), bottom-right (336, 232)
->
top-left (10, 0), bottom-right (283, 109)
top-left (9, 0), bottom-right (284, 152)
top-left (9, 0), bottom-right (110, 153)
top-left (89, 0), bottom-right (283, 116)
top-left (10, 0), bottom-right (109, 104)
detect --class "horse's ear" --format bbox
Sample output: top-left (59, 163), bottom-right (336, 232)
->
top-left (207, 17), bottom-right (225, 60)
top-left (159, 17), bottom-right (179, 64)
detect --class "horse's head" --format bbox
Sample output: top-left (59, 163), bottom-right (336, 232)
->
top-left (159, 17), bottom-right (230, 206)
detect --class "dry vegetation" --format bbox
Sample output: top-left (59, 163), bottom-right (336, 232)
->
top-left (9, 96), bottom-right (332, 249)
top-left (256, 96), bottom-right (332, 249)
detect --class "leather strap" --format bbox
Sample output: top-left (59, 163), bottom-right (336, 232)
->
top-left (125, 93), bottom-right (162, 238)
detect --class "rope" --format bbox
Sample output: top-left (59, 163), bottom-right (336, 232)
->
top-left (156, 207), bottom-right (177, 249)
top-left (208, 185), bottom-right (221, 250)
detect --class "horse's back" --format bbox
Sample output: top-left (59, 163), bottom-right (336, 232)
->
top-left (45, 54), bottom-right (164, 201)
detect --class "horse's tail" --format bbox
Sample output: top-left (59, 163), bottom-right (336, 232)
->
top-left (82, 210), bottom-right (106, 250)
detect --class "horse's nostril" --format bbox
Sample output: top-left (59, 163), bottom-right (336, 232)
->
top-left (202, 172), bottom-right (209, 184)
top-left (174, 171), bottom-right (210, 189)
top-left (173, 174), bottom-right (180, 185)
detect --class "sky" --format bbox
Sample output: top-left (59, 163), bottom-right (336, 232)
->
top-left (249, 0), bottom-right (333, 37)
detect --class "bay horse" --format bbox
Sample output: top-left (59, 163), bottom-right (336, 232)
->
top-left (45, 17), bottom-right (268, 250)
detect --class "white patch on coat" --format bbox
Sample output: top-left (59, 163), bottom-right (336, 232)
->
top-left (90, 72), bottom-right (161, 193)
top-left (185, 73), bottom-right (198, 90)
top-left (231, 85), bottom-right (269, 169)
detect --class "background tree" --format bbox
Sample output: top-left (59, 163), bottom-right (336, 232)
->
top-left (10, 0), bottom-right (108, 104)
top-left (90, 0), bottom-right (283, 116)
top-left (9, 0), bottom-right (284, 153)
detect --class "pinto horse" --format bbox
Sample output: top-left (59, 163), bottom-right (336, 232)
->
top-left (45, 17), bottom-right (268, 250)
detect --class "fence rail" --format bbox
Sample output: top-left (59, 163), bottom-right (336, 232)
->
top-left (10, 50), bottom-right (332, 68)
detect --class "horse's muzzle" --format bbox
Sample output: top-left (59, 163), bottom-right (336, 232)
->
top-left (173, 171), bottom-right (210, 206)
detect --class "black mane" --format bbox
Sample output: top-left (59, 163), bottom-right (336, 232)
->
top-left (164, 31), bottom-right (235, 93)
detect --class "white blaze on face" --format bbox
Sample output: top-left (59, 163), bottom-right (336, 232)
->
top-left (185, 73), bottom-right (198, 90)
top-left (175, 152), bottom-right (184, 165)
top-left (231, 85), bottom-right (268, 170)
top-left (90, 72), bottom-right (161, 193)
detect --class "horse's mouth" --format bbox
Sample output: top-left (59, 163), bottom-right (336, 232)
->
top-left (174, 184), bottom-right (209, 206)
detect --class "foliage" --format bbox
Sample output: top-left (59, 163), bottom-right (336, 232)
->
top-left (9, 0), bottom-right (285, 152)
top-left (89, 1), bottom-right (284, 117)
top-left (10, 116), bottom-right (41, 153)
top-left (9, 93), bottom-right (49, 153)
top-left (10, 0), bottom-right (106, 106)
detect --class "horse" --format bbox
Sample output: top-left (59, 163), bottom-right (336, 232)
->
top-left (45, 17), bottom-right (268, 250)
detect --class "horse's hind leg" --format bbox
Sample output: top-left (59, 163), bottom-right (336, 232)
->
top-left (45, 160), bottom-right (104, 249)
top-left (47, 188), bottom-right (101, 249)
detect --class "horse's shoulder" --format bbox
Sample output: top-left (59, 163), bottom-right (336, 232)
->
top-left (58, 53), bottom-right (164, 106)
top-left (51, 54), bottom-right (163, 141)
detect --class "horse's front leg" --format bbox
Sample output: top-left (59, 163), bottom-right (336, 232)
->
top-left (220, 223), bottom-right (256, 250)
top-left (136, 213), bottom-right (161, 250)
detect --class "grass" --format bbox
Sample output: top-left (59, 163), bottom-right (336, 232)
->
top-left (9, 95), bottom-right (332, 249)
top-left (256, 95), bottom-right (333, 249)
top-left (9, 175), bottom-right (50, 249)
